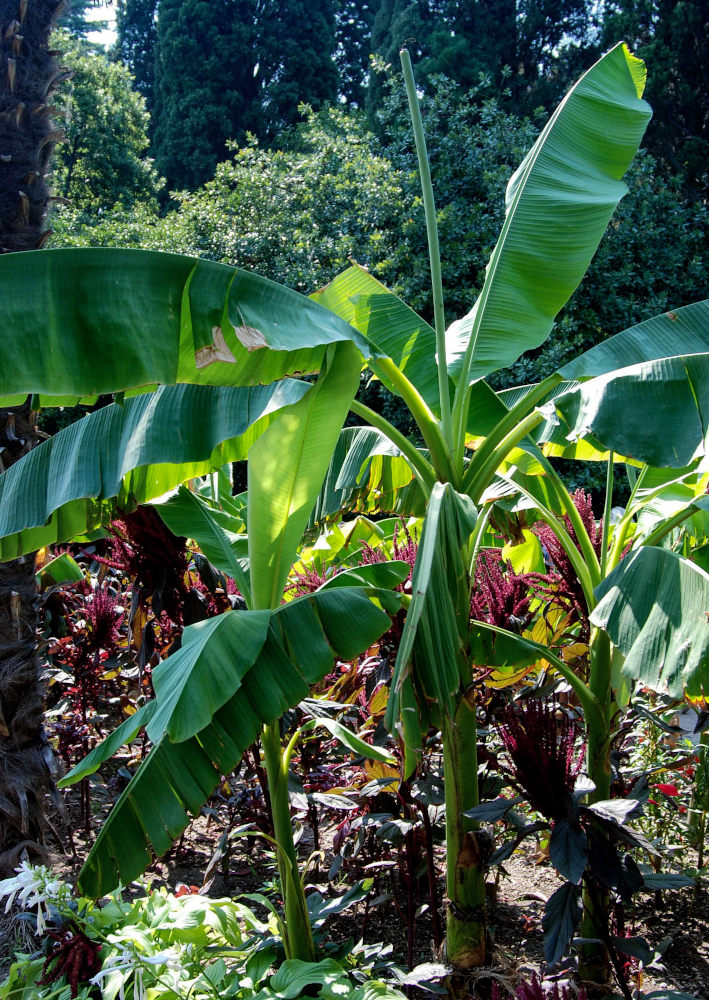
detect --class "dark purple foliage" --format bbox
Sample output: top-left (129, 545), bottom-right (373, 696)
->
top-left (496, 700), bottom-right (584, 822)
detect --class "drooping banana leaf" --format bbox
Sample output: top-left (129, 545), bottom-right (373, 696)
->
top-left (0, 381), bottom-right (309, 561)
top-left (591, 547), bottom-right (709, 698)
top-left (0, 249), bottom-right (376, 404)
top-left (247, 342), bottom-right (363, 611)
top-left (554, 354), bottom-right (709, 468)
top-left (151, 486), bottom-right (250, 600)
top-left (446, 43), bottom-right (651, 385)
top-left (74, 585), bottom-right (394, 897)
top-left (384, 483), bottom-right (477, 774)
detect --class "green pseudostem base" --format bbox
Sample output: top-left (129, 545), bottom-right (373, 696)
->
top-left (261, 721), bottom-right (316, 962)
top-left (579, 628), bottom-right (613, 984)
top-left (442, 697), bottom-right (487, 968)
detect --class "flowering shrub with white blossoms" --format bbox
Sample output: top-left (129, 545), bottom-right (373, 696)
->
top-left (0, 864), bottom-right (407, 1000)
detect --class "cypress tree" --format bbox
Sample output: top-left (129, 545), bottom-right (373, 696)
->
top-left (152, 0), bottom-right (260, 190)
top-left (115, 0), bottom-right (158, 111)
top-left (258, 0), bottom-right (338, 139)
top-left (334, 0), bottom-right (375, 107)
top-left (601, 0), bottom-right (708, 198)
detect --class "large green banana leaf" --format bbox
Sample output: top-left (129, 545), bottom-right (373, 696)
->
top-left (247, 342), bottom-right (363, 610)
top-left (67, 585), bottom-right (394, 897)
top-left (560, 300), bottom-right (709, 380)
top-left (0, 381), bottom-right (308, 561)
top-left (0, 249), bottom-right (375, 404)
top-left (554, 354), bottom-right (709, 468)
top-left (384, 483), bottom-right (477, 774)
top-left (591, 547), bottom-right (709, 698)
top-left (311, 265), bottom-right (440, 413)
top-left (445, 42), bottom-right (651, 385)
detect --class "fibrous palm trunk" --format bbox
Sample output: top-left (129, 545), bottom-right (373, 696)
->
top-left (0, 0), bottom-right (66, 867)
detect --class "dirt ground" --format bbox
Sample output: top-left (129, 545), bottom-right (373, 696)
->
top-left (6, 786), bottom-right (703, 1000)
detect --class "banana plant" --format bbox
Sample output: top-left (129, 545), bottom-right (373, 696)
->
top-left (0, 42), bottom-right (703, 979)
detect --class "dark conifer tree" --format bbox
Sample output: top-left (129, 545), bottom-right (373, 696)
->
top-left (258, 0), bottom-right (338, 138)
top-left (601, 0), bottom-right (708, 198)
top-left (334, 0), bottom-right (375, 107)
top-left (115, 0), bottom-right (158, 111)
top-left (152, 0), bottom-right (261, 190)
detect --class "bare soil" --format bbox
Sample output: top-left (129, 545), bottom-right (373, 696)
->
top-left (8, 784), bottom-right (704, 1000)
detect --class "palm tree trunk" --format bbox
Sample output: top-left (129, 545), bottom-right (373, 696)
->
top-left (0, 0), bottom-right (66, 863)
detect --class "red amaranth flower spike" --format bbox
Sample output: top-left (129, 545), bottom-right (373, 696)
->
top-left (471, 549), bottom-right (531, 632)
top-left (496, 699), bottom-right (584, 822)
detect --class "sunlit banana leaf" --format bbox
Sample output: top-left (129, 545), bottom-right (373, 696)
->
top-left (247, 343), bottom-right (363, 610)
top-left (554, 354), bottom-right (709, 468)
top-left (76, 585), bottom-right (394, 897)
top-left (591, 547), bottom-right (709, 698)
top-left (311, 265), bottom-right (440, 413)
top-left (446, 43), bottom-right (651, 384)
top-left (0, 249), bottom-right (376, 404)
top-left (560, 300), bottom-right (709, 380)
top-left (385, 483), bottom-right (477, 773)
top-left (0, 381), bottom-right (308, 561)
top-left (152, 486), bottom-right (250, 600)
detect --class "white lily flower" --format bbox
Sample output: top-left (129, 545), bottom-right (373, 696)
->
top-left (0, 861), bottom-right (68, 934)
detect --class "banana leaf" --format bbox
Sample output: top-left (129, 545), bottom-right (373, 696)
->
top-left (311, 264), bottom-right (440, 413)
top-left (385, 483), bottom-right (477, 773)
top-left (0, 249), bottom-right (376, 404)
top-left (591, 547), bottom-right (709, 698)
top-left (554, 354), bottom-right (709, 468)
top-left (0, 381), bottom-right (308, 561)
top-left (247, 343), bottom-right (363, 610)
top-left (74, 585), bottom-right (394, 897)
top-left (152, 486), bottom-right (250, 600)
top-left (446, 43), bottom-right (651, 385)
top-left (560, 300), bottom-right (709, 380)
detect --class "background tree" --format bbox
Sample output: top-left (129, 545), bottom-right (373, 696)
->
top-left (257, 0), bottom-right (339, 139)
top-left (58, 0), bottom-right (109, 39)
top-left (334, 0), bottom-right (375, 107)
top-left (0, 0), bottom-right (65, 864)
top-left (114, 0), bottom-right (158, 112)
top-left (54, 32), bottom-right (162, 212)
top-left (600, 0), bottom-right (709, 198)
top-left (152, 0), bottom-right (261, 190)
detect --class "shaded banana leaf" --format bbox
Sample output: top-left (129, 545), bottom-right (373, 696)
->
top-left (0, 249), bottom-right (376, 404)
top-left (152, 486), bottom-right (250, 600)
top-left (311, 265), bottom-right (440, 413)
top-left (446, 43), bottom-right (651, 384)
top-left (554, 354), bottom-right (709, 468)
top-left (385, 483), bottom-right (477, 771)
top-left (0, 381), bottom-right (308, 561)
top-left (591, 547), bottom-right (709, 698)
top-left (248, 343), bottom-right (363, 610)
top-left (77, 585), bottom-right (394, 897)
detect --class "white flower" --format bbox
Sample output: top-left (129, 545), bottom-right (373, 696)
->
top-left (90, 943), bottom-right (186, 1000)
top-left (0, 861), bottom-right (68, 934)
